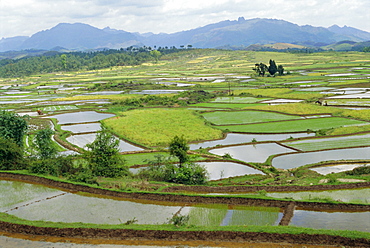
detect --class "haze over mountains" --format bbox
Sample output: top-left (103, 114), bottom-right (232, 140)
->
top-left (1, 17), bottom-right (370, 52)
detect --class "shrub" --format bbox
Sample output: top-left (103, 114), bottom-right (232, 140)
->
top-left (139, 161), bottom-right (208, 185)
top-left (347, 166), bottom-right (370, 176)
top-left (0, 138), bottom-right (25, 170)
top-left (168, 214), bottom-right (189, 227)
top-left (85, 126), bottom-right (128, 178)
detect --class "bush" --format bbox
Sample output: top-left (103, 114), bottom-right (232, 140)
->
top-left (168, 214), bottom-right (189, 227)
top-left (139, 161), bottom-right (208, 185)
top-left (28, 155), bottom-right (76, 177)
top-left (347, 166), bottom-right (370, 176)
top-left (0, 138), bottom-right (25, 170)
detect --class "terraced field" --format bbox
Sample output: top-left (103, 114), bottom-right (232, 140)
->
top-left (1, 50), bottom-right (370, 247)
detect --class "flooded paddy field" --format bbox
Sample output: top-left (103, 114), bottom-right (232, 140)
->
top-left (272, 147), bottom-right (370, 169)
top-left (210, 143), bottom-right (296, 163)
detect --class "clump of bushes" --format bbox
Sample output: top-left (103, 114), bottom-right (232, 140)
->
top-left (346, 166), bottom-right (370, 176)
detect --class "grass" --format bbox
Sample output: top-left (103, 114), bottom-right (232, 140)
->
top-left (283, 133), bottom-right (370, 151)
top-left (202, 110), bottom-right (301, 125)
top-left (215, 117), bottom-right (367, 133)
top-left (103, 108), bottom-right (223, 147)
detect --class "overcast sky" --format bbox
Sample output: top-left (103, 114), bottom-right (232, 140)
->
top-left (1, 0), bottom-right (369, 38)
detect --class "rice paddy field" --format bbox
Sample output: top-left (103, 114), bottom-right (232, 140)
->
top-left (1, 49), bottom-right (370, 244)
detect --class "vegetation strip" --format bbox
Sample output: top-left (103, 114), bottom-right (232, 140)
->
top-left (0, 221), bottom-right (369, 247)
top-left (1, 172), bottom-right (369, 211)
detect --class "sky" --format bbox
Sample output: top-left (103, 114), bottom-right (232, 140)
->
top-left (1, 0), bottom-right (369, 38)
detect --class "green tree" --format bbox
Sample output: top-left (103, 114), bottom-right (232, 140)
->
top-left (34, 128), bottom-right (58, 159)
top-left (268, 59), bottom-right (278, 75)
top-left (253, 63), bottom-right (268, 76)
top-left (85, 126), bottom-right (127, 177)
top-left (277, 65), bottom-right (285, 76)
top-left (169, 135), bottom-right (189, 167)
top-left (0, 137), bottom-right (25, 170)
top-left (0, 111), bottom-right (28, 147)
top-left (150, 50), bottom-right (161, 63)
top-left (61, 54), bottom-right (67, 70)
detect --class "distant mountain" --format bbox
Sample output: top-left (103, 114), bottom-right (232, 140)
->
top-left (0, 36), bottom-right (28, 52)
top-left (19, 23), bottom-right (142, 50)
top-left (328, 25), bottom-right (370, 42)
top-left (1, 18), bottom-right (369, 52)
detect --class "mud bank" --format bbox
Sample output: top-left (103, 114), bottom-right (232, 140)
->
top-left (1, 172), bottom-right (369, 211)
top-left (0, 222), bottom-right (369, 248)
top-left (162, 182), bottom-right (370, 193)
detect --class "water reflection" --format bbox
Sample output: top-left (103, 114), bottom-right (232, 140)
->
top-left (61, 123), bottom-right (102, 134)
top-left (272, 147), bottom-right (370, 169)
top-left (210, 143), bottom-right (296, 163)
top-left (47, 111), bottom-right (114, 125)
top-left (197, 161), bottom-right (265, 180)
top-left (310, 163), bottom-right (368, 175)
top-left (290, 210), bottom-right (370, 232)
top-left (190, 133), bottom-right (314, 150)
top-left (66, 133), bottom-right (144, 152)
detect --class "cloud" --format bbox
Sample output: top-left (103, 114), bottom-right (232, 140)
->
top-left (0, 0), bottom-right (369, 38)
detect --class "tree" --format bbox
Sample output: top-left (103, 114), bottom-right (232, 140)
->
top-left (253, 63), bottom-right (268, 76)
top-left (0, 137), bottom-right (25, 170)
top-left (0, 111), bottom-right (28, 147)
top-left (34, 128), bottom-right (58, 159)
top-left (150, 50), bottom-right (161, 63)
top-left (268, 59), bottom-right (278, 75)
top-left (277, 65), bottom-right (285, 76)
top-left (169, 135), bottom-right (189, 167)
top-left (85, 126), bottom-right (127, 177)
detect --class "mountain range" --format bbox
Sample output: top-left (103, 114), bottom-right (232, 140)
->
top-left (1, 17), bottom-right (370, 52)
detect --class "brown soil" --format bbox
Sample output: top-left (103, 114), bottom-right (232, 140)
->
top-left (1, 222), bottom-right (369, 248)
top-left (162, 181), bottom-right (370, 194)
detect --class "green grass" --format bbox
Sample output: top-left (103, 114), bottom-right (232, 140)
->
top-left (202, 110), bottom-right (301, 125)
top-left (103, 108), bottom-right (223, 147)
top-left (215, 117), bottom-right (368, 133)
top-left (283, 133), bottom-right (370, 151)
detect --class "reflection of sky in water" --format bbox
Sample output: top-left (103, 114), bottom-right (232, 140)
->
top-left (9, 193), bottom-right (181, 225)
top-left (47, 111), bottom-right (114, 124)
top-left (310, 163), bottom-right (368, 175)
top-left (197, 161), bottom-right (264, 180)
top-left (61, 123), bottom-right (102, 133)
top-left (272, 147), bottom-right (370, 169)
top-left (290, 210), bottom-right (370, 232)
top-left (190, 133), bottom-right (314, 150)
top-left (67, 133), bottom-right (143, 152)
top-left (210, 143), bottom-right (296, 163)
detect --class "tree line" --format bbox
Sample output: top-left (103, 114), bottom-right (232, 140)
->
top-left (0, 46), bottom-right (180, 78)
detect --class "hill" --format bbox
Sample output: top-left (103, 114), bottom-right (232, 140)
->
top-left (0, 18), bottom-right (369, 52)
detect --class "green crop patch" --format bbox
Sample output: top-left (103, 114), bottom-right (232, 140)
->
top-left (283, 133), bottom-right (370, 151)
top-left (202, 110), bottom-right (301, 125)
top-left (103, 108), bottom-right (223, 147)
top-left (216, 117), bottom-right (368, 133)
